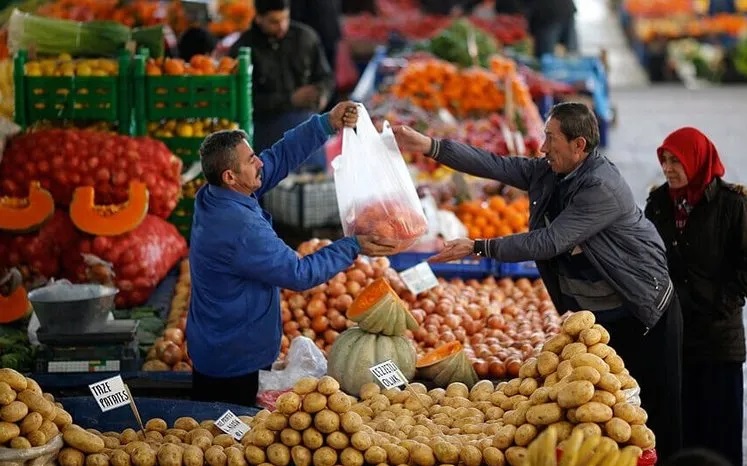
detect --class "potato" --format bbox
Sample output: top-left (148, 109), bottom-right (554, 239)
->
top-left (301, 427), bottom-right (324, 450)
top-left (110, 450), bottom-right (131, 466)
top-left (481, 446), bottom-right (504, 466)
top-left (276, 428), bottom-right (299, 448)
top-left (573, 422), bottom-right (602, 438)
top-left (549, 421), bottom-right (574, 441)
top-left (284, 412), bottom-right (310, 432)
top-left (526, 403), bottom-right (563, 426)
top-left (244, 445), bottom-right (266, 465)
top-left (543, 373), bottom-right (560, 387)
top-left (590, 390), bottom-right (617, 407)
top-left (586, 344), bottom-right (611, 361)
top-left (337, 411), bottom-right (361, 434)
top-left (86, 453), bottom-right (111, 466)
top-left (512, 424), bottom-right (537, 447)
top-left (316, 376), bottom-right (341, 396)
top-left (156, 443), bottom-right (183, 466)
top-left (604, 417), bottom-right (632, 443)
top-left (567, 366), bottom-right (601, 385)
top-left (226, 445), bottom-right (248, 466)
top-left (555, 360), bottom-right (572, 380)
top-left (20, 411), bottom-right (43, 435)
top-left (382, 444), bottom-right (409, 465)
top-left (339, 447), bottom-right (364, 466)
top-left (578, 327), bottom-right (602, 346)
top-left (124, 442), bottom-right (150, 456)
top-left (302, 392), bottom-right (327, 413)
top-left (313, 409), bottom-right (340, 434)
top-left (323, 431), bottom-right (347, 450)
top-left (63, 426), bottom-right (106, 454)
top-left (161, 428), bottom-right (185, 441)
top-left (189, 428), bottom-right (214, 442)
top-left (629, 425), bottom-right (656, 449)
top-left (16, 390), bottom-right (55, 420)
top-left (561, 342), bottom-right (588, 361)
top-left (591, 324), bottom-right (610, 344)
top-left (408, 443), bottom-right (435, 466)
top-left (616, 373), bottom-right (638, 390)
top-left (214, 434), bottom-right (238, 448)
top-left (275, 392), bottom-right (302, 415)
top-left (103, 436), bottom-right (121, 449)
top-left (527, 387), bottom-right (549, 406)
top-left (144, 431), bottom-right (163, 443)
top-left (0, 368), bottom-right (27, 392)
top-left (570, 353), bottom-right (610, 375)
top-left (9, 435), bottom-right (31, 449)
top-left (492, 425), bottom-right (516, 450)
top-left (502, 379), bottom-right (521, 397)
top-left (562, 311), bottom-right (595, 337)
top-left (145, 418), bottom-right (167, 433)
top-left (605, 354), bottom-right (626, 374)
top-left (23, 378), bottom-right (42, 395)
top-left (54, 408), bottom-right (74, 429)
top-left (60, 447), bottom-right (87, 466)
top-left (534, 351), bottom-right (559, 377)
top-left (205, 446), bottom-right (227, 466)
top-left (327, 391), bottom-right (352, 414)
top-left (517, 358), bottom-right (539, 379)
top-left (0, 382), bottom-right (16, 406)
top-left (130, 444), bottom-right (157, 466)
top-left (543, 333), bottom-right (573, 355)
top-left (174, 417), bottom-right (199, 431)
top-left (557, 381), bottom-right (595, 409)
top-left (504, 446), bottom-right (527, 466)
top-left (313, 446), bottom-right (338, 466)
top-left (613, 403), bottom-right (648, 425)
top-left (248, 428), bottom-right (275, 448)
top-left (349, 430), bottom-right (372, 451)
top-left (178, 445), bottom-right (201, 466)
top-left (575, 402), bottom-right (614, 423)
top-left (597, 373), bottom-right (623, 393)
top-left (518, 378), bottom-right (538, 397)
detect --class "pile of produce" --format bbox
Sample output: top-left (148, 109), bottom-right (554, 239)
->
top-left (344, 199), bottom-right (428, 250)
top-left (633, 13), bottom-right (747, 42)
top-left (147, 119), bottom-right (239, 139)
top-left (0, 368), bottom-right (73, 449)
top-left (0, 128), bottom-right (188, 308)
top-left (23, 54), bottom-right (119, 76)
top-left (419, 19), bottom-right (498, 68)
top-left (454, 195), bottom-right (530, 239)
top-left (145, 56), bottom-right (238, 76)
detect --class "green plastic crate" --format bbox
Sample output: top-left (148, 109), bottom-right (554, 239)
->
top-left (133, 48), bottom-right (253, 137)
top-left (169, 197), bottom-right (194, 241)
top-left (13, 50), bottom-right (131, 133)
top-left (157, 136), bottom-right (201, 166)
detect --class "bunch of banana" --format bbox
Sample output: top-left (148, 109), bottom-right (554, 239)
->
top-left (524, 428), bottom-right (643, 466)
top-left (0, 59), bottom-right (14, 119)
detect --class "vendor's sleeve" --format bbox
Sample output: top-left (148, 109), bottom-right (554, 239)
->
top-left (256, 114), bottom-right (333, 195)
top-left (232, 221), bottom-right (361, 291)
top-left (432, 139), bottom-right (539, 191)
top-left (485, 177), bottom-right (622, 261)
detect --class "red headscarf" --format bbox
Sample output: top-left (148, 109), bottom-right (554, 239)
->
top-left (657, 127), bottom-right (725, 204)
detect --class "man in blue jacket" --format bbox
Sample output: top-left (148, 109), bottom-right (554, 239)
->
top-left (393, 102), bottom-right (683, 461)
top-left (187, 101), bottom-right (397, 406)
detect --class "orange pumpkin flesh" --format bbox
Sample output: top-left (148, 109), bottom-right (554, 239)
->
top-left (347, 277), bottom-right (395, 319)
top-left (0, 287), bottom-right (32, 324)
top-left (416, 341), bottom-right (464, 368)
top-left (0, 181), bottom-right (55, 233)
top-left (69, 181), bottom-right (149, 236)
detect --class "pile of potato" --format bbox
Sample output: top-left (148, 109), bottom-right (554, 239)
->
top-left (58, 413), bottom-right (256, 466)
top-left (488, 310), bottom-right (655, 463)
top-left (0, 368), bottom-right (73, 449)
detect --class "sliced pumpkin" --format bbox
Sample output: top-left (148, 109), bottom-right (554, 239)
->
top-left (0, 181), bottom-right (55, 233)
top-left (0, 287), bottom-right (32, 324)
top-left (348, 277), bottom-right (418, 336)
top-left (69, 181), bottom-right (149, 236)
top-left (417, 341), bottom-right (478, 388)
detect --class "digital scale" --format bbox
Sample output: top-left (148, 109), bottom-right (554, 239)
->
top-left (35, 319), bottom-right (141, 374)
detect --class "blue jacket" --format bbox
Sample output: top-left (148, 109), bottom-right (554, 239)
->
top-left (186, 114), bottom-right (361, 378)
top-left (432, 140), bottom-right (673, 330)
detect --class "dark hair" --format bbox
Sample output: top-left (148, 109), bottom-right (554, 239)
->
top-left (178, 27), bottom-right (217, 61)
top-left (547, 102), bottom-right (600, 153)
top-left (662, 448), bottom-right (731, 466)
top-left (255, 0), bottom-right (290, 15)
top-left (199, 130), bottom-right (248, 186)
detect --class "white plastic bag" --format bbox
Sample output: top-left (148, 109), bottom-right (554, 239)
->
top-left (258, 337), bottom-right (327, 393)
top-left (332, 103), bottom-right (428, 253)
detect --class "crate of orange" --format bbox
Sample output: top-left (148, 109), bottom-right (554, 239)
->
top-left (456, 195), bottom-right (530, 240)
top-left (132, 47), bottom-right (253, 133)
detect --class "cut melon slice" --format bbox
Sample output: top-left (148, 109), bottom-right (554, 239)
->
top-left (417, 341), bottom-right (478, 387)
top-left (348, 277), bottom-right (419, 336)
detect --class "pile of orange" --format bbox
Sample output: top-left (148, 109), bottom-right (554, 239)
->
top-left (456, 195), bottom-right (530, 239)
top-left (145, 55), bottom-right (238, 76)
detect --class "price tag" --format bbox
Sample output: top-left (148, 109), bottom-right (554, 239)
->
top-left (89, 375), bottom-right (131, 413)
top-left (369, 360), bottom-right (408, 389)
top-left (215, 410), bottom-right (250, 441)
top-left (399, 262), bottom-right (439, 296)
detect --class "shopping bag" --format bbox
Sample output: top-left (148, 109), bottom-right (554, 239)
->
top-left (332, 103), bottom-right (428, 253)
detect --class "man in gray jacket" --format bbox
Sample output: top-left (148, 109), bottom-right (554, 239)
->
top-left (393, 102), bottom-right (683, 460)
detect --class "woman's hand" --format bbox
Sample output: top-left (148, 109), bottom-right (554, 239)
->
top-left (428, 238), bottom-right (475, 263)
top-left (392, 125), bottom-right (433, 154)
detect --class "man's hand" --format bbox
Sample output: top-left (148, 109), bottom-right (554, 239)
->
top-left (328, 101), bottom-right (359, 131)
top-left (428, 238), bottom-right (475, 263)
top-left (0, 268), bottom-right (22, 297)
top-left (392, 125), bottom-right (433, 154)
top-left (291, 85), bottom-right (321, 109)
top-left (357, 235), bottom-right (400, 257)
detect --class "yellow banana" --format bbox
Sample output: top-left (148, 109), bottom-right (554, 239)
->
top-left (586, 441), bottom-right (617, 466)
top-left (558, 430), bottom-right (585, 466)
top-left (615, 446), bottom-right (643, 466)
top-left (600, 448), bottom-right (621, 466)
top-left (575, 434), bottom-right (602, 465)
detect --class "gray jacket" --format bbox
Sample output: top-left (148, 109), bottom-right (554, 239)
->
top-left (432, 139), bottom-right (674, 330)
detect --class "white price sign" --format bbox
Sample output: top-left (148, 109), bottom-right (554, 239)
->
top-left (369, 360), bottom-right (408, 389)
top-left (215, 410), bottom-right (250, 441)
top-left (399, 262), bottom-right (439, 296)
top-left (89, 375), bottom-right (131, 412)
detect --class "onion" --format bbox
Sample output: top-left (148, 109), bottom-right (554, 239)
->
top-left (163, 328), bottom-right (184, 345)
top-left (158, 342), bottom-right (183, 366)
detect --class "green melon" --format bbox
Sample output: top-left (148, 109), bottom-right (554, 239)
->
top-left (417, 341), bottom-right (479, 388)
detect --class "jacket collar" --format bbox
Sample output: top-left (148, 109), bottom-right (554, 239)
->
top-left (207, 184), bottom-right (260, 210)
top-left (558, 149), bottom-right (601, 184)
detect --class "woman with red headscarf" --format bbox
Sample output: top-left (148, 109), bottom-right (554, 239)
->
top-left (645, 127), bottom-right (747, 466)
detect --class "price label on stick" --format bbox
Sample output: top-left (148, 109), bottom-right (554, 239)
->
top-left (369, 360), bottom-right (408, 390)
top-left (89, 375), bottom-right (131, 413)
top-left (215, 410), bottom-right (251, 441)
top-left (399, 262), bottom-right (439, 296)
